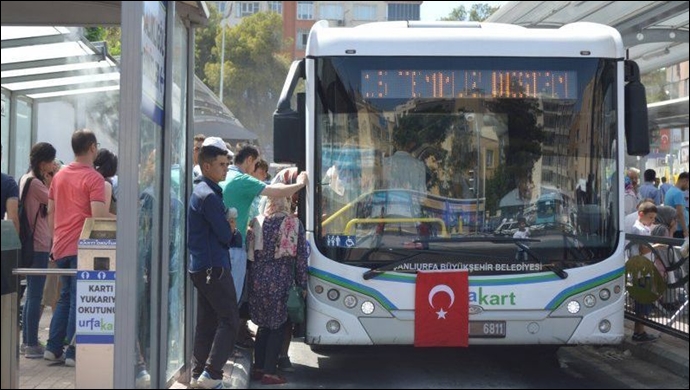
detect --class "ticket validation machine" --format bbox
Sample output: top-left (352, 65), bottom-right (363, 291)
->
top-left (1, 221), bottom-right (20, 390)
top-left (76, 218), bottom-right (117, 389)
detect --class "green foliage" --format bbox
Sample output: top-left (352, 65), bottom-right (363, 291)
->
top-left (440, 3), bottom-right (500, 22)
top-left (202, 12), bottom-right (291, 146)
top-left (84, 27), bottom-right (105, 42)
top-left (83, 27), bottom-right (121, 58)
top-left (641, 68), bottom-right (669, 103)
top-left (195, 3), bottom-right (222, 82)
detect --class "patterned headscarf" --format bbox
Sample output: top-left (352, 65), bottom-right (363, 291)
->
top-left (248, 196), bottom-right (299, 260)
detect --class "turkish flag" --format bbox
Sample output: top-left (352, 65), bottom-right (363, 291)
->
top-left (660, 129), bottom-right (670, 152)
top-left (414, 270), bottom-right (469, 347)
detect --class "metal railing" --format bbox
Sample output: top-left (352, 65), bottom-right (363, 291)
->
top-left (624, 234), bottom-right (689, 341)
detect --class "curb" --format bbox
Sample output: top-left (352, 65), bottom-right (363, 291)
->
top-left (620, 336), bottom-right (689, 380)
top-left (227, 348), bottom-right (252, 389)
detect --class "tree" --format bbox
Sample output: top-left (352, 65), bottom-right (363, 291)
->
top-left (84, 27), bottom-right (121, 57)
top-left (440, 3), bottom-right (500, 22)
top-left (641, 68), bottom-right (669, 103)
top-left (203, 12), bottom-right (291, 146)
top-left (194, 4), bottom-right (221, 82)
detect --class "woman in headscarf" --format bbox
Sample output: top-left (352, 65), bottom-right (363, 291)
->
top-left (246, 196), bottom-right (308, 385)
top-left (650, 205), bottom-right (683, 311)
top-left (624, 175), bottom-right (639, 215)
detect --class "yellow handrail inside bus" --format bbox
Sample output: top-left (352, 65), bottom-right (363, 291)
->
top-left (343, 218), bottom-right (448, 237)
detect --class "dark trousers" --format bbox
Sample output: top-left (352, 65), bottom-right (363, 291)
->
top-left (190, 267), bottom-right (239, 380)
top-left (255, 322), bottom-right (287, 375)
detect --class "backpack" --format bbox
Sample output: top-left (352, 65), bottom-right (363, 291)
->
top-left (18, 177), bottom-right (39, 268)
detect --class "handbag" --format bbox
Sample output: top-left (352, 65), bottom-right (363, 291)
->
top-left (18, 177), bottom-right (39, 268)
top-left (286, 261), bottom-right (305, 324)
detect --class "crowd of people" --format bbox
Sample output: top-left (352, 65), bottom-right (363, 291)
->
top-left (623, 167), bottom-right (689, 343)
top-left (187, 134), bottom-right (308, 388)
top-left (1, 131), bottom-right (120, 370)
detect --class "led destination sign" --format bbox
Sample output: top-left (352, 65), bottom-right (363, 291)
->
top-left (362, 69), bottom-right (577, 100)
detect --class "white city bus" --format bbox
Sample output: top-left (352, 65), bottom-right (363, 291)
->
top-left (274, 20), bottom-right (649, 346)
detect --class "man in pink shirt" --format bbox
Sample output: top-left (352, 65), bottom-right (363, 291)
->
top-left (44, 130), bottom-right (109, 367)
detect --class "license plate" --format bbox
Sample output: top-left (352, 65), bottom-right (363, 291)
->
top-left (469, 321), bottom-right (506, 338)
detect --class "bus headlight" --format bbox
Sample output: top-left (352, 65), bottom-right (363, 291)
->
top-left (599, 320), bottom-right (611, 333)
top-left (327, 289), bottom-right (340, 301)
top-left (343, 295), bottom-right (357, 309)
top-left (566, 300), bottom-right (581, 314)
top-left (326, 320), bottom-right (341, 334)
top-left (361, 301), bottom-right (375, 315)
top-left (599, 288), bottom-right (611, 301)
top-left (314, 285), bottom-right (324, 294)
top-left (583, 294), bottom-right (596, 308)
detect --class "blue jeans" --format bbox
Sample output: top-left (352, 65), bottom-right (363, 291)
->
top-left (46, 255), bottom-right (77, 359)
top-left (229, 246), bottom-right (247, 304)
top-left (22, 252), bottom-right (49, 346)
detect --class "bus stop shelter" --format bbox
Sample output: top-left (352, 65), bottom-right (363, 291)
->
top-left (1, 2), bottom-right (209, 388)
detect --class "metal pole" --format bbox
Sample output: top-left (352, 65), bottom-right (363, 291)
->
top-left (219, 23), bottom-right (225, 100)
top-left (476, 118), bottom-right (480, 234)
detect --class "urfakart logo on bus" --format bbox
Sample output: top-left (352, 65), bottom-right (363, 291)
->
top-left (469, 287), bottom-right (516, 306)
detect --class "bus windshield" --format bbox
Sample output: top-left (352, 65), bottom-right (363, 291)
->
top-left (314, 56), bottom-right (619, 275)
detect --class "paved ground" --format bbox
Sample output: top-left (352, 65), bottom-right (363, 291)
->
top-left (16, 310), bottom-right (687, 389)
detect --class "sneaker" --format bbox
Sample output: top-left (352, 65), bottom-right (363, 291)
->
top-left (65, 357), bottom-right (76, 367)
top-left (632, 332), bottom-right (658, 342)
top-left (135, 370), bottom-right (151, 389)
top-left (44, 349), bottom-right (65, 362)
top-left (20, 343), bottom-right (26, 355)
top-left (24, 345), bottom-right (46, 359)
top-left (189, 376), bottom-right (201, 389)
top-left (277, 356), bottom-right (294, 372)
top-left (196, 371), bottom-right (228, 389)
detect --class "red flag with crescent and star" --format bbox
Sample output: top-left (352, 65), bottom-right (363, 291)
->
top-left (414, 269), bottom-right (469, 347)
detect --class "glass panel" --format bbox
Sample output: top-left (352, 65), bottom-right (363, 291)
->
top-left (353, 4), bottom-right (377, 20)
top-left (315, 56), bottom-right (618, 274)
top-left (297, 1), bottom-right (314, 20)
top-left (14, 98), bottom-right (32, 178)
top-left (137, 1), bottom-right (167, 387)
top-left (1, 92), bottom-right (9, 173)
top-left (319, 4), bottom-right (343, 20)
top-left (166, 13), bottom-right (187, 380)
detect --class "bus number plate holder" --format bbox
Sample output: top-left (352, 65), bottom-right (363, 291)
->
top-left (470, 321), bottom-right (506, 338)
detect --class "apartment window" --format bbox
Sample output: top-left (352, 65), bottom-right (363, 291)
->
top-left (353, 4), bottom-right (377, 20)
top-left (268, 1), bottom-right (282, 14)
top-left (319, 4), bottom-right (344, 20)
top-left (236, 2), bottom-right (260, 17)
top-left (296, 29), bottom-right (309, 49)
top-left (297, 1), bottom-right (314, 20)
top-left (486, 149), bottom-right (494, 168)
top-left (217, 1), bottom-right (228, 15)
top-left (387, 3), bottom-right (420, 21)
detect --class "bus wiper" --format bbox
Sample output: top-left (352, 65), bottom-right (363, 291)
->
top-left (417, 236), bottom-right (568, 280)
top-left (514, 241), bottom-right (568, 280)
top-left (415, 236), bottom-right (540, 244)
top-left (362, 250), bottom-right (428, 280)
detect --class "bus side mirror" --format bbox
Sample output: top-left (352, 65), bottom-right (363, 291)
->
top-left (624, 60), bottom-right (649, 156)
top-left (274, 93), bottom-right (305, 165)
top-left (274, 60), bottom-right (306, 165)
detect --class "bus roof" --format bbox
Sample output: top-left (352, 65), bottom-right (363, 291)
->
top-left (306, 21), bottom-right (624, 59)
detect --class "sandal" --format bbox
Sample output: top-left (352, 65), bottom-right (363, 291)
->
top-left (261, 374), bottom-right (287, 385)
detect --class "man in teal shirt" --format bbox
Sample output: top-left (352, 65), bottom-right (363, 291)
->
top-left (221, 144), bottom-right (308, 347)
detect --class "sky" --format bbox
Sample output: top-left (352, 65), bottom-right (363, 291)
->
top-left (420, 1), bottom-right (507, 22)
